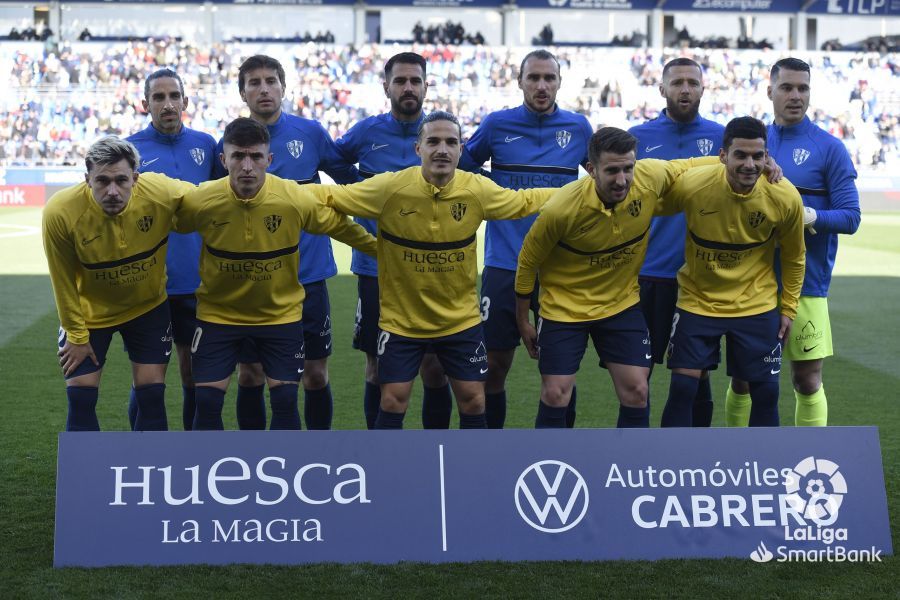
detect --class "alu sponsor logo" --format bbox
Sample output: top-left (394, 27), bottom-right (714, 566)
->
top-left (515, 460), bottom-right (589, 533)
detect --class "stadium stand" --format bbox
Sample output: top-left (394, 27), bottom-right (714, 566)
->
top-left (0, 41), bottom-right (897, 170)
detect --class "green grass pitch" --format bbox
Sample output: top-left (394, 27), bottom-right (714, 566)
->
top-left (1, 209), bottom-right (897, 597)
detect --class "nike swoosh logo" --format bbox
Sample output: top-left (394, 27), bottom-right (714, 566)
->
top-left (399, 209), bottom-right (417, 216)
top-left (479, 367), bottom-right (488, 374)
top-left (81, 234), bottom-right (102, 246)
top-left (803, 344), bottom-right (819, 353)
top-left (699, 209), bottom-right (719, 216)
top-left (645, 144), bottom-right (663, 153)
top-left (505, 136), bottom-right (523, 143)
top-left (371, 143), bottom-right (389, 151)
top-left (770, 368), bottom-right (781, 375)
top-left (325, 341), bottom-right (332, 350)
top-left (212, 220), bottom-right (230, 228)
top-left (141, 158), bottom-right (160, 167)
top-left (645, 354), bottom-right (653, 360)
top-left (298, 368), bottom-right (305, 374)
top-left (164, 349), bottom-right (172, 357)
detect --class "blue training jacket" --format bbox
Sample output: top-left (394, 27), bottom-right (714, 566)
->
top-left (214, 112), bottom-right (359, 284)
top-left (629, 109), bottom-right (725, 280)
top-left (458, 104), bottom-right (592, 271)
top-left (335, 112), bottom-right (425, 277)
top-left (127, 123), bottom-right (217, 295)
top-left (768, 116), bottom-right (860, 297)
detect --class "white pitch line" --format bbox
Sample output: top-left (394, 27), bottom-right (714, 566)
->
top-left (439, 444), bottom-right (447, 552)
top-left (0, 223), bottom-right (40, 238)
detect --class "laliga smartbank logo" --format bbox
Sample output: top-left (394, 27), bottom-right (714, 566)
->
top-left (515, 460), bottom-right (589, 533)
top-left (748, 457), bottom-right (880, 563)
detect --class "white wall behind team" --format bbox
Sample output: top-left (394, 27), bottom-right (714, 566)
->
top-left (670, 12), bottom-right (791, 49)
top-left (378, 8), bottom-right (502, 45)
top-left (515, 9), bottom-right (647, 46)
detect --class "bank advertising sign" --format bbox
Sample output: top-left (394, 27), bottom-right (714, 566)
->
top-left (54, 428), bottom-right (892, 566)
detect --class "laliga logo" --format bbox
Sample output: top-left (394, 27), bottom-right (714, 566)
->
top-left (514, 460), bottom-right (589, 533)
top-left (784, 456), bottom-right (846, 527)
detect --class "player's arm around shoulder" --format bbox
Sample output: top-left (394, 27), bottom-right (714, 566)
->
top-left (476, 172), bottom-right (556, 220)
top-left (296, 184), bottom-right (377, 257)
top-left (306, 172), bottom-right (391, 220)
top-left (515, 185), bottom-right (576, 293)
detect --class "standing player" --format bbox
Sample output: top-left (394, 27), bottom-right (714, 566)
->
top-left (660, 117), bottom-right (805, 428)
top-left (515, 128), bottom-right (711, 428)
top-left (216, 55), bottom-right (359, 430)
top-left (726, 58), bottom-right (860, 427)
top-left (127, 68), bottom-right (217, 431)
top-left (458, 49), bottom-right (592, 428)
top-left (629, 58), bottom-right (724, 427)
top-left (312, 112), bottom-right (555, 429)
top-left (335, 51), bottom-right (453, 430)
top-left (182, 118), bottom-right (376, 430)
top-left (43, 136), bottom-right (193, 431)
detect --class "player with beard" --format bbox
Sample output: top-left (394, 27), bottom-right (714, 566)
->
top-left (126, 68), bottom-right (217, 431)
top-left (725, 58), bottom-right (860, 427)
top-left (214, 55), bottom-right (359, 431)
top-left (335, 52), bottom-right (454, 430)
top-left (659, 117), bottom-right (805, 428)
top-left (458, 49), bottom-right (592, 428)
top-left (629, 58), bottom-right (724, 427)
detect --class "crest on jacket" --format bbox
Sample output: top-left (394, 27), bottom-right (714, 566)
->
top-left (287, 140), bottom-right (304, 159)
top-left (556, 130), bottom-right (572, 149)
top-left (264, 214), bottom-right (282, 233)
top-left (696, 138), bottom-right (714, 156)
top-left (748, 211), bottom-right (766, 228)
top-left (627, 198), bottom-right (642, 217)
top-left (793, 148), bottom-right (811, 165)
top-left (136, 215), bottom-right (153, 232)
top-left (190, 148), bottom-right (205, 166)
top-left (450, 202), bottom-right (467, 222)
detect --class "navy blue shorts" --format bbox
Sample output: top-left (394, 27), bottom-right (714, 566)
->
top-left (377, 324), bottom-right (487, 384)
top-left (481, 266), bottom-right (539, 351)
top-left (537, 304), bottom-right (652, 375)
top-left (638, 277), bottom-right (678, 364)
top-left (168, 294), bottom-right (198, 347)
top-left (238, 279), bottom-right (332, 364)
top-left (192, 320), bottom-right (305, 384)
top-left (666, 308), bottom-right (783, 382)
top-left (60, 300), bottom-right (172, 380)
top-left (352, 275), bottom-right (379, 356)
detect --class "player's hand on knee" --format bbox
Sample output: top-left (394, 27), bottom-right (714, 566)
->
top-left (58, 340), bottom-right (99, 376)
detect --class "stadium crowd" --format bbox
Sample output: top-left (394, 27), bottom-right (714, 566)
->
top-left (1, 40), bottom-right (897, 169)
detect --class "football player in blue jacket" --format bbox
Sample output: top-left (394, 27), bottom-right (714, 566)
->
top-left (214, 55), bottom-right (360, 430)
top-left (726, 58), bottom-right (860, 427)
top-left (127, 68), bottom-right (217, 430)
top-left (459, 49), bottom-right (592, 428)
top-left (335, 52), bottom-right (454, 430)
top-left (629, 58), bottom-right (724, 427)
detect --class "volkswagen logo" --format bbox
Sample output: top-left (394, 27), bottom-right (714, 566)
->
top-left (514, 460), bottom-right (589, 533)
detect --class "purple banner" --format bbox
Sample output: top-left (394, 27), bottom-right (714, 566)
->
top-left (55, 428), bottom-right (892, 566)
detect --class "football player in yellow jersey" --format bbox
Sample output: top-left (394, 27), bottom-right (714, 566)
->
top-left (43, 136), bottom-right (194, 431)
top-left (659, 116), bottom-right (805, 427)
top-left (311, 111), bottom-right (555, 429)
top-left (515, 127), bottom-right (710, 428)
top-left (178, 118), bottom-right (376, 430)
